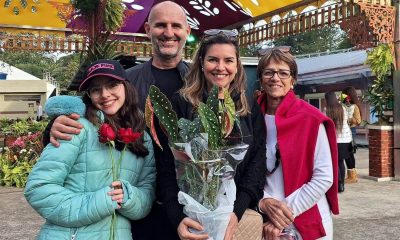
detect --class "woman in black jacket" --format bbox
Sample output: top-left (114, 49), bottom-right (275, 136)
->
top-left (169, 30), bottom-right (266, 240)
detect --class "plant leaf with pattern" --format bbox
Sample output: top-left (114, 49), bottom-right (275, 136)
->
top-left (148, 85), bottom-right (179, 142)
top-left (206, 86), bottom-right (219, 115)
top-left (198, 102), bottom-right (221, 149)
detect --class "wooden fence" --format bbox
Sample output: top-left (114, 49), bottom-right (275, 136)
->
top-left (238, 0), bottom-right (391, 48)
top-left (0, 35), bottom-right (194, 59)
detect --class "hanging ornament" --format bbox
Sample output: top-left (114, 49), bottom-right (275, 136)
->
top-left (13, 6), bottom-right (20, 15)
top-left (31, 6), bottom-right (37, 13)
top-left (4, 0), bottom-right (12, 8)
top-left (20, 0), bottom-right (27, 9)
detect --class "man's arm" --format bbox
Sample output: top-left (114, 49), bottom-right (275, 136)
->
top-left (42, 114), bottom-right (83, 147)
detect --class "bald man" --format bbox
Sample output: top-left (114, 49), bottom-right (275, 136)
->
top-left (45, 1), bottom-right (209, 239)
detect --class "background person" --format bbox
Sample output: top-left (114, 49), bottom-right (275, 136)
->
top-left (25, 59), bottom-right (155, 239)
top-left (36, 100), bottom-right (43, 121)
top-left (256, 47), bottom-right (339, 240)
top-left (341, 86), bottom-right (362, 183)
top-left (42, 1), bottom-right (192, 239)
top-left (325, 91), bottom-right (352, 193)
top-left (172, 30), bottom-right (266, 240)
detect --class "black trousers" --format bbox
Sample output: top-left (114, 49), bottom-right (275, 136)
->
top-left (131, 202), bottom-right (180, 240)
top-left (337, 143), bottom-right (351, 183)
top-left (345, 151), bottom-right (356, 169)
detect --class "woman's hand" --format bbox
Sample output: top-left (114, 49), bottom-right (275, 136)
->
top-left (259, 198), bottom-right (294, 230)
top-left (223, 213), bottom-right (239, 240)
top-left (50, 114), bottom-right (83, 147)
top-left (108, 181), bottom-right (124, 209)
top-left (177, 217), bottom-right (209, 240)
top-left (262, 221), bottom-right (281, 240)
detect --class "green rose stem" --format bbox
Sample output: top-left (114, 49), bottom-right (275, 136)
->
top-left (109, 143), bottom-right (127, 240)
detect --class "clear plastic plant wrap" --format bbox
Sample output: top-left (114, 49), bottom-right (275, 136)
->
top-left (146, 85), bottom-right (249, 238)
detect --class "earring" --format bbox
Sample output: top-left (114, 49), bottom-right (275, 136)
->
top-left (201, 66), bottom-right (204, 72)
top-left (290, 85), bottom-right (294, 89)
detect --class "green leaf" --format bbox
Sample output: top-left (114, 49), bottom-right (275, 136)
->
top-left (145, 97), bottom-right (162, 149)
top-left (222, 89), bottom-right (235, 137)
top-left (178, 118), bottom-right (201, 142)
top-left (198, 102), bottom-right (221, 149)
top-left (206, 86), bottom-right (219, 115)
top-left (148, 85), bottom-right (179, 142)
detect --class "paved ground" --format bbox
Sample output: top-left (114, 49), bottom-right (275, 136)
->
top-left (1, 147), bottom-right (400, 240)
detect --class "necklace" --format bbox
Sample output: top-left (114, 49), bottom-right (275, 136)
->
top-left (267, 143), bottom-right (281, 175)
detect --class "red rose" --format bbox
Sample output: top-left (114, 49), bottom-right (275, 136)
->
top-left (98, 123), bottom-right (116, 143)
top-left (118, 128), bottom-right (141, 144)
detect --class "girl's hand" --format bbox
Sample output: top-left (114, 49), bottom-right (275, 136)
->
top-left (108, 181), bottom-right (124, 209)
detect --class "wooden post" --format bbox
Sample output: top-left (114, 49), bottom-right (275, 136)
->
top-left (393, 0), bottom-right (400, 180)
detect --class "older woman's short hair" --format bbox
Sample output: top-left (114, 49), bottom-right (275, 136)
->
top-left (256, 49), bottom-right (298, 82)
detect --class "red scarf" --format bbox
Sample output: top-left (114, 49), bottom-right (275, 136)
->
top-left (257, 91), bottom-right (339, 240)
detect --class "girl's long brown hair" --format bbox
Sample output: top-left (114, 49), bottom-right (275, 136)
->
top-left (180, 34), bottom-right (249, 116)
top-left (325, 91), bottom-right (344, 132)
top-left (83, 81), bottom-right (149, 157)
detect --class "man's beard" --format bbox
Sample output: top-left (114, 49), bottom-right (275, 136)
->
top-left (153, 38), bottom-right (183, 60)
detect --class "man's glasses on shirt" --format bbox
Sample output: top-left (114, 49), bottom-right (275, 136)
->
top-left (258, 46), bottom-right (291, 56)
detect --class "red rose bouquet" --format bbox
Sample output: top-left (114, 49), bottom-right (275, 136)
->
top-left (98, 123), bottom-right (141, 240)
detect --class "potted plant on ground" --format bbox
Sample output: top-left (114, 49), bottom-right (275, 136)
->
top-left (364, 43), bottom-right (395, 179)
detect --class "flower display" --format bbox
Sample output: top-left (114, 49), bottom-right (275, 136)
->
top-left (145, 85), bottom-right (249, 238)
top-left (1, 131), bottom-right (43, 188)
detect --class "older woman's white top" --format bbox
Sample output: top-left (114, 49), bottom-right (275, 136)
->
top-left (262, 114), bottom-right (334, 240)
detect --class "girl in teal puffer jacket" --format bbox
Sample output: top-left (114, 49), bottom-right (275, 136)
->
top-left (24, 59), bottom-right (156, 240)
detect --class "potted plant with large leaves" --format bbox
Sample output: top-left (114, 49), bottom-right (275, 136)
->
top-left (364, 43), bottom-right (395, 179)
top-left (145, 85), bottom-right (249, 239)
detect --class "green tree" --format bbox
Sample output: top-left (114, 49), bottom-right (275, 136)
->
top-left (240, 24), bottom-right (353, 56)
top-left (273, 25), bottom-right (353, 55)
top-left (0, 51), bottom-right (80, 94)
top-left (0, 51), bottom-right (53, 78)
top-left (51, 54), bottom-right (81, 94)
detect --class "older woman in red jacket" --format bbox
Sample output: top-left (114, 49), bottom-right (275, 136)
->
top-left (256, 47), bottom-right (339, 240)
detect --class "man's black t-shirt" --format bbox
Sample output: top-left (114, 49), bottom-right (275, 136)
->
top-left (151, 65), bottom-right (183, 101)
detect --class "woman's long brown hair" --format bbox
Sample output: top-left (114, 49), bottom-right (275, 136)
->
top-left (180, 34), bottom-right (249, 116)
top-left (83, 81), bottom-right (149, 157)
top-left (325, 91), bottom-right (344, 132)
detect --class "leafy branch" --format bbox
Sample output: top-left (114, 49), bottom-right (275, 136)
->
top-left (146, 85), bottom-right (236, 150)
top-left (364, 44), bottom-right (394, 125)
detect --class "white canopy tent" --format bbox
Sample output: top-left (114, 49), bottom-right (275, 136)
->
top-left (0, 60), bottom-right (56, 99)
